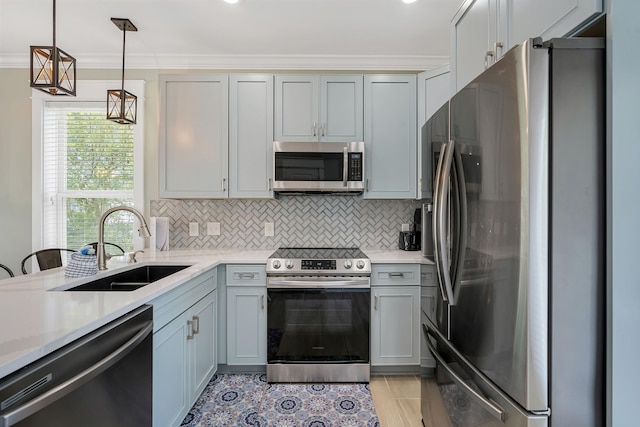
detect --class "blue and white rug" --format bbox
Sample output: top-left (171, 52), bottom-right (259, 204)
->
top-left (181, 373), bottom-right (380, 427)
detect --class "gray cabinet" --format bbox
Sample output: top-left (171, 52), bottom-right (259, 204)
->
top-left (370, 264), bottom-right (420, 366)
top-left (275, 74), bottom-right (363, 142)
top-left (226, 265), bottom-right (267, 365)
top-left (151, 268), bottom-right (217, 427)
top-left (229, 74), bottom-right (274, 198)
top-left (159, 74), bottom-right (229, 198)
top-left (451, 0), bottom-right (603, 92)
top-left (418, 66), bottom-right (450, 199)
top-left (363, 75), bottom-right (417, 199)
top-left (420, 265), bottom-right (437, 369)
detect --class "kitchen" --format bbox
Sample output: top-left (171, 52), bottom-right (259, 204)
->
top-left (0, 0), bottom-right (638, 426)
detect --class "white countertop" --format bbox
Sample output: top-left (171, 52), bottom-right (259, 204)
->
top-left (0, 247), bottom-right (431, 379)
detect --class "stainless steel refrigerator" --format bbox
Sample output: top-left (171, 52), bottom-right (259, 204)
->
top-left (420, 38), bottom-right (605, 427)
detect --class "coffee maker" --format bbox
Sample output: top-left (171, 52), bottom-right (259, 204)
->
top-left (398, 207), bottom-right (422, 251)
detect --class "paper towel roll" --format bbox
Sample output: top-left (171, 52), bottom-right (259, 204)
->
top-left (150, 217), bottom-right (170, 251)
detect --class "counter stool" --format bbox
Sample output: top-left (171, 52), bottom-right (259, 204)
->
top-left (20, 249), bottom-right (76, 274)
top-left (0, 263), bottom-right (14, 278)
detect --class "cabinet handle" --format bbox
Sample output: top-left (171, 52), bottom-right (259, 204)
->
top-left (321, 123), bottom-right (326, 136)
top-left (238, 272), bottom-right (255, 279)
top-left (313, 122), bottom-right (317, 136)
top-left (418, 178), bottom-right (422, 193)
top-left (389, 272), bottom-right (404, 278)
top-left (366, 178), bottom-right (370, 192)
top-left (374, 294), bottom-right (379, 310)
top-left (268, 178), bottom-right (272, 191)
top-left (187, 319), bottom-right (194, 340)
top-left (493, 41), bottom-right (504, 60)
top-left (261, 294), bottom-right (265, 310)
top-left (222, 178), bottom-right (226, 191)
top-left (192, 316), bottom-right (200, 335)
top-left (484, 50), bottom-right (494, 69)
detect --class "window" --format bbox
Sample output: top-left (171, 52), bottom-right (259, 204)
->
top-left (32, 81), bottom-right (144, 253)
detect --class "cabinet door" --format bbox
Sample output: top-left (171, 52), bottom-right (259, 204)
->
top-left (418, 66), bottom-right (450, 199)
top-left (227, 286), bottom-right (267, 364)
top-left (189, 290), bottom-right (217, 402)
top-left (153, 312), bottom-right (190, 427)
top-left (371, 286), bottom-right (420, 366)
top-left (451, 0), bottom-right (497, 92)
top-left (159, 75), bottom-right (229, 198)
top-left (229, 74), bottom-right (274, 198)
top-left (275, 75), bottom-right (318, 142)
top-left (319, 75), bottom-right (363, 142)
top-left (420, 286), bottom-right (438, 368)
top-left (507, 0), bottom-right (602, 48)
top-left (364, 75), bottom-right (417, 199)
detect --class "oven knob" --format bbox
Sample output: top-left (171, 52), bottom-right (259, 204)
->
top-left (272, 260), bottom-right (281, 269)
top-left (344, 260), bottom-right (353, 269)
top-left (356, 260), bottom-right (366, 270)
top-left (285, 260), bottom-right (294, 269)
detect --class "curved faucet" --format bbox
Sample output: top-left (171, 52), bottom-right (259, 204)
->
top-left (98, 206), bottom-right (151, 270)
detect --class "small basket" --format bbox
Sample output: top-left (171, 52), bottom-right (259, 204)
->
top-left (65, 253), bottom-right (98, 278)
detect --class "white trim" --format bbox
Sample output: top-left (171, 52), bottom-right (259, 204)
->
top-left (31, 80), bottom-right (146, 252)
top-left (3, 53), bottom-right (450, 72)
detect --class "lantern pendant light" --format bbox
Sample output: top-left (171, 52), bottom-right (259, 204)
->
top-left (107, 18), bottom-right (138, 124)
top-left (30, 0), bottom-right (76, 96)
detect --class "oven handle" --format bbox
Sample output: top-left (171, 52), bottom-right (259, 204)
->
top-left (0, 320), bottom-right (153, 427)
top-left (267, 278), bottom-right (370, 289)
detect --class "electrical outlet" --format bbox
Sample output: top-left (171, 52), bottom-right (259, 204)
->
top-left (189, 222), bottom-right (199, 237)
top-left (207, 222), bottom-right (220, 236)
top-left (264, 222), bottom-right (275, 237)
top-left (401, 223), bottom-right (410, 232)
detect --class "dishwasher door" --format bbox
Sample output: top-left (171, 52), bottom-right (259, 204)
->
top-left (0, 305), bottom-right (153, 427)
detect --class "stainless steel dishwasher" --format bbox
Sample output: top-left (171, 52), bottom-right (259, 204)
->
top-left (0, 305), bottom-right (153, 427)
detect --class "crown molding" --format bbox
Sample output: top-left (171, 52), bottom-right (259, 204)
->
top-left (0, 53), bottom-right (449, 72)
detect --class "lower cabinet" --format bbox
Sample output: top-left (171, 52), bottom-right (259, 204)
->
top-left (226, 265), bottom-right (267, 365)
top-left (370, 264), bottom-right (421, 366)
top-left (420, 265), bottom-right (437, 369)
top-left (151, 270), bottom-right (217, 427)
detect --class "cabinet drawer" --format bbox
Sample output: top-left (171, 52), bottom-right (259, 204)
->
top-left (226, 264), bottom-right (266, 286)
top-left (371, 264), bottom-right (420, 286)
top-left (420, 265), bottom-right (436, 286)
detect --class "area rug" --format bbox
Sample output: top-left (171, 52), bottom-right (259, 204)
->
top-left (180, 373), bottom-right (380, 427)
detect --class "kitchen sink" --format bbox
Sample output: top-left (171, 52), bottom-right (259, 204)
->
top-left (62, 265), bottom-right (191, 292)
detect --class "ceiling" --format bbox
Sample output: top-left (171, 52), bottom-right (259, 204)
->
top-left (0, 0), bottom-right (462, 71)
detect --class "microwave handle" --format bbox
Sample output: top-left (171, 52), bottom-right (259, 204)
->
top-left (343, 147), bottom-right (348, 187)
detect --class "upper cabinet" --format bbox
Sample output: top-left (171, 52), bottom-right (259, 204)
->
top-left (418, 66), bottom-right (450, 200)
top-left (363, 75), bottom-right (417, 199)
top-left (229, 74), bottom-right (274, 199)
top-left (275, 74), bottom-right (363, 142)
top-left (451, 0), bottom-right (603, 92)
top-left (159, 75), bottom-right (229, 198)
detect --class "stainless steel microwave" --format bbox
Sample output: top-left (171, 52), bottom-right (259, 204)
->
top-left (272, 141), bottom-right (365, 193)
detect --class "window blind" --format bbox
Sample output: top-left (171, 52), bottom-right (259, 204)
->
top-left (42, 102), bottom-right (136, 252)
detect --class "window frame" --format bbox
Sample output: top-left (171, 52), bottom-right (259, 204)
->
top-left (31, 80), bottom-right (145, 253)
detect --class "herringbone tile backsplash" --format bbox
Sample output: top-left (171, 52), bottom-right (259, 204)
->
top-left (150, 196), bottom-right (422, 249)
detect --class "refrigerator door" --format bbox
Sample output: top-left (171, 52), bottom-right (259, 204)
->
top-left (444, 39), bottom-right (550, 413)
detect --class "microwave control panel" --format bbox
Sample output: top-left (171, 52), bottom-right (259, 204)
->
top-left (348, 152), bottom-right (363, 181)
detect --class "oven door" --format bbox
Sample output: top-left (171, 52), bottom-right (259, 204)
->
top-left (266, 278), bottom-right (370, 364)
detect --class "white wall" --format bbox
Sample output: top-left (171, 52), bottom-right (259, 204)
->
top-left (606, 0), bottom-right (640, 425)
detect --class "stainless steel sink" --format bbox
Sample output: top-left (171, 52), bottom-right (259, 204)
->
top-left (62, 265), bottom-right (191, 291)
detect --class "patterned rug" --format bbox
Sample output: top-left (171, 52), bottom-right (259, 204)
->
top-left (181, 373), bottom-right (380, 427)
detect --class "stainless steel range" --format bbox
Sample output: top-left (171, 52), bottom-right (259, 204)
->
top-left (266, 247), bottom-right (371, 383)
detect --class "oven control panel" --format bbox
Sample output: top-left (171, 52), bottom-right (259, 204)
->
top-left (301, 259), bottom-right (336, 270)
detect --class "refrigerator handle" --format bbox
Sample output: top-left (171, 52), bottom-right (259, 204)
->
top-left (451, 145), bottom-right (468, 305)
top-left (423, 325), bottom-right (507, 422)
top-left (432, 141), bottom-right (447, 302)
top-left (435, 140), bottom-right (455, 303)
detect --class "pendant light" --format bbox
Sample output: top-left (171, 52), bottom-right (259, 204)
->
top-left (30, 0), bottom-right (76, 96)
top-left (107, 18), bottom-right (137, 124)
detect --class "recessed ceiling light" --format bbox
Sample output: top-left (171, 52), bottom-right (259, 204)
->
top-left (224, 0), bottom-right (240, 4)
top-left (402, 0), bottom-right (418, 3)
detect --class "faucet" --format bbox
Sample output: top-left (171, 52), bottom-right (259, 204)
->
top-left (98, 206), bottom-right (151, 270)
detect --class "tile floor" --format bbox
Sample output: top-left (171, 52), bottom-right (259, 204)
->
top-left (369, 375), bottom-right (422, 427)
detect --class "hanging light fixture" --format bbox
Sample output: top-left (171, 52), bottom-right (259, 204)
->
top-left (30, 0), bottom-right (76, 96)
top-left (107, 18), bottom-right (137, 124)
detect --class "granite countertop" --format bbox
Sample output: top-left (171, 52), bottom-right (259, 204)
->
top-left (0, 247), bottom-right (431, 379)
